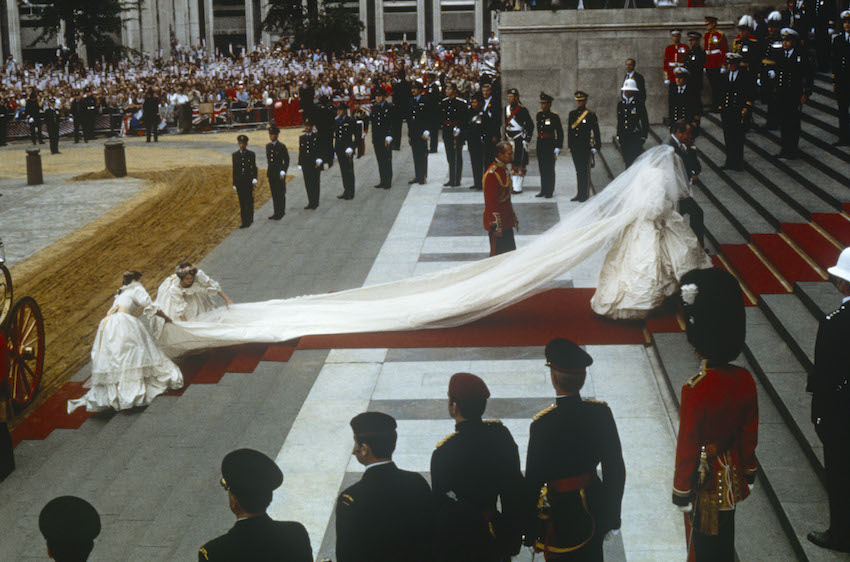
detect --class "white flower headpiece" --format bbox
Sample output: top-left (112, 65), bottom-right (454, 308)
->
top-left (681, 283), bottom-right (699, 306)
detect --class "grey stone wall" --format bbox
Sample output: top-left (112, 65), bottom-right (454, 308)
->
top-left (499, 7), bottom-right (744, 138)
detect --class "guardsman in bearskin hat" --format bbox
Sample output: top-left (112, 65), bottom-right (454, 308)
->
top-left (336, 412), bottom-right (434, 561)
top-left (503, 88), bottom-right (534, 194)
top-left (535, 92), bottom-right (563, 199)
top-left (483, 141), bottom-right (519, 256)
top-left (567, 91), bottom-right (600, 202)
top-left (431, 373), bottom-right (523, 561)
top-left (200, 449), bottom-right (312, 560)
top-left (672, 267), bottom-right (758, 561)
top-left (524, 338), bottom-right (625, 561)
top-left (806, 248), bottom-right (850, 552)
top-left (39, 496), bottom-right (101, 561)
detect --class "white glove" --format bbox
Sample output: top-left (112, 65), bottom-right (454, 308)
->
top-left (27, 117), bottom-right (34, 123)
top-left (677, 503), bottom-right (693, 513)
top-left (522, 141), bottom-right (529, 151)
top-left (453, 127), bottom-right (461, 137)
top-left (748, 483), bottom-right (755, 492)
top-left (385, 135), bottom-right (392, 144)
top-left (554, 148), bottom-right (560, 156)
top-left (345, 147), bottom-right (354, 156)
top-left (828, 27), bottom-right (835, 36)
top-left (361, 132), bottom-right (367, 139)
top-left (720, 67), bottom-right (728, 74)
top-left (768, 69), bottom-right (776, 79)
top-left (423, 130), bottom-right (430, 139)
top-left (251, 178), bottom-right (257, 185)
top-left (591, 148), bottom-right (597, 154)
top-left (664, 79), bottom-right (670, 85)
top-left (232, 185), bottom-right (236, 190)
top-left (68, 117), bottom-right (74, 123)
top-left (756, 78), bottom-right (762, 87)
top-left (315, 158), bottom-right (323, 167)
top-left (605, 529), bottom-right (620, 541)
top-left (279, 170), bottom-right (285, 179)
top-left (298, 165), bottom-right (302, 171)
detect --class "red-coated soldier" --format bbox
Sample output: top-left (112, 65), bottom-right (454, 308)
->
top-left (672, 267), bottom-right (758, 561)
top-left (663, 29), bottom-right (690, 84)
top-left (704, 16), bottom-right (729, 112)
top-left (482, 141), bottom-right (518, 257)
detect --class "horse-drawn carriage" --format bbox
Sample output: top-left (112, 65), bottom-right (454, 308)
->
top-left (0, 238), bottom-right (45, 416)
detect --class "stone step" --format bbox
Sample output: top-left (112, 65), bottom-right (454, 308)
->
top-left (759, 293), bottom-right (819, 375)
top-left (750, 103), bottom-right (850, 164)
top-left (795, 281), bottom-right (842, 319)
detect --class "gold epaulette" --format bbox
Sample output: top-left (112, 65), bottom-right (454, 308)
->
top-left (533, 404), bottom-right (556, 421)
top-left (340, 493), bottom-right (355, 506)
top-left (583, 398), bottom-right (608, 406)
top-left (686, 361), bottom-right (708, 387)
top-left (436, 432), bottom-right (457, 448)
top-left (484, 419), bottom-right (503, 426)
top-left (199, 547), bottom-right (210, 561)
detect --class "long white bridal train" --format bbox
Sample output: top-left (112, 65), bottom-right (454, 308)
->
top-left (159, 145), bottom-right (710, 357)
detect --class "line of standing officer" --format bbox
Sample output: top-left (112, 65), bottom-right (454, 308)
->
top-left (266, 125), bottom-right (289, 219)
top-left (334, 103), bottom-right (359, 200)
top-left (441, 83), bottom-right (468, 187)
top-left (407, 80), bottom-right (435, 185)
top-left (370, 88), bottom-right (395, 189)
top-left (773, 27), bottom-right (812, 159)
top-left (535, 92), bottom-right (564, 199)
top-left (568, 91), bottom-right (601, 203)
top-left (232, 134), bottom-right (258, 228)
top-left (719, 52), bottom-right (754, 171)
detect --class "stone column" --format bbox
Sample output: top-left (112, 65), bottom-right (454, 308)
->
top-left (244, 0), bottom-right (255, 52)
top-left (121, 5), bottom-right (142, 52)
top-left (260, 0), bottom-right (271, 45)
top-left (188, 0), bottom-right (201, 45)
top-left (416, 0), bottom-right (425, 48)
top-left (375, 0), bottom-right (385, 48)
top-left (5, 0), bottom-right (22, 62)
top-left (474, 0), bottom-right (483, 46)
top-left (359, 0), bottom-right (368, 48)
top-left (432, 0), bottom-right (442, 44)
top-left (205, 0), bottom-right (214, 58)
top-left (174, 0), bottom-right (189, 47)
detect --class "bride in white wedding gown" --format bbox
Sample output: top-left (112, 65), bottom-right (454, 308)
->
top-left (156, 145), bottom-right (710, 357)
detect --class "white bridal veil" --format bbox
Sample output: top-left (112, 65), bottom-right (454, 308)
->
top-left (159, 145), bottom-right (690, 357)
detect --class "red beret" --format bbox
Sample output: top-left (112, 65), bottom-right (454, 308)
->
top-left (449, 372), bottom-right (490, 400)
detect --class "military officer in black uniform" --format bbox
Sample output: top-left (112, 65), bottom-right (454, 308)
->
top-left (407, 80), bottom-right (434, 185)
top-left (524, 339), bottom-right (626, 561)
top-left (0, 94), bottom-right (10, 146)
top-left (761, 14), bottom-right (785, 130)
top-left (315, 95), bottom-right (336, 168)
top-left (353, 103), bottom-right (369, 157)
top-left (464, 95), bottom-right (488, 191)
top-left (336, 412), bottom-right (434, 562)
top-left (481, 82), bottom-right (501, 169)
top-left (298, 117), bottom-right (323, 209)
top-left (143, 87), bottom-right (160, 143)
top-left (266, 125), bottom-right (289, 219)
top-left (334, 103), bottom-right (359, 200)
top-left (426, 73), bottom-right (443, 153)
top-left (82, 89), bottom-right (98, 141)
top-left (370, 88), bottom-right (395, 189)
top-left (441, 82), bottom-right (468, 187)
top-left (25, 90), bottom-right (43, 145)
top-left (774, 28), bottom-right (812, 158)
top-left (431, 372), bottom-right (523, 562)
top-left (685, 32), bottom-right (706, 99)
top-left (720, 52), bottom-right (754, 171)
top-left (199, 449), bottom-right (312, 561)
top-left (806, 248), bottom-right (850, 553)
top-left (70, 92), bottom-right (84, 143)
top-left (810, 0), bottom-right (837, 71)
top-left (734, 15), bottom-right (763, 77)
top-left (391, 68), bottom-right (411, 150)
top-left (43, 97), bottom-right (61, 154)
top-left (232, 134), bottom-right (258, 228)
top-left (616, 79), bottom-right (649, 168)
top-left (39, 496), bottom-right (101, 561)
top-left (535, 92), bottom-right (564, 199)
top-left (832, 11), bottom-right (850, 146)
top-left (668, 68), bottom-right (701, 132)
top-left (567, 91), bottom-right (601, 203)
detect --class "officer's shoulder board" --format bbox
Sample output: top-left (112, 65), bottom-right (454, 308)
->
top-left (550, 110), bottom-right (558, 116)
top-left (339, 492), bottom-right (356, 507)
top-left (533, 404), bottom-right (557, 421)
top-left (484, 419), bottom-right (504, 427)
top-left (442, 96), bottom-right (451, 102)
top-left (436, 432), bottom-right (458, 448)
top-left (199, 547), bottom-right (210, 561)
top-left (583, 397), bottom-right (608, 406)
top-left (686, 369), bottom-right (708, 388)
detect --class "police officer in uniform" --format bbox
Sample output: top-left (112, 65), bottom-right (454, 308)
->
top-left (232, 134), bottom-right (258, 228)
top-left (672, 268), bottom-right (758, 561)
top-left (441, 83), bottom-right (468, 187)
top-left (199, 449), bottom-right (312, 561)
top-left (568, 91), bottom-right (600, 203)
top-left (314, 95), bottom-right (336, 168)
top-left (774, 28), bottom-right (812, 158)
top-left (535, 92), bottom-right (564, 199)
top-left (370, 88), bottom-right (395, 189)
top-left (685, 32), bottom-right (706, 99)
top-left (25, 90), bottom-right (43, 145)
top-left (39, 496), bottom-right (101, 561)
top-left (616, 79), bottom-right (649, 168)
top-left (524, 338), bottom-right (626, 561)
top-left (503, 88), bottom-right (534, 194)
top-left (426, 73), bottom-right (443, 153)
top-left (806, 248), bottom-right (850, 553)
top-left (336, 412), bottom-right (434, 562)
top-left (668, 68), bottom-right (701, 132)
top-left (266, 125), bottom-right (289, 219)
top-left (334, 103), bottom-right (359, 200)
top-left (298, 117), bottom-right (323, 209)
top-left (720, 52), bottom-right (754, 171)
top-left (832, 11), bottom-right (850, 146)
top-left (431, 373), bottom-right (523, 562)
top-left (407, 80), bottom-right (434, 185)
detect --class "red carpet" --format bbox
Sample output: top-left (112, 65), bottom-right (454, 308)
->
top-left (750, 233), bottom-right (822, 283)
top-left (812, 213), bottom-right (850, 247)
top-left (719, 244), bottom-right (787, 295)
top-left (11, 382), bottom-right (91, 446)
top-left (710, 255), bottom-right (756, 306)
top-left (782, 223), bottom-right (841, 270)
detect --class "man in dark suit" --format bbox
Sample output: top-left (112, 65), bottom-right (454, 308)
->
top-left (232, 134), bottom-right (258, 228)
top-left (199, 449), bottom-right (312, 561)
top-left (806, 249), bottom-right (850, 553)
top-left (719, 52), bottom-right (754, 171)
top-left (665, 120), bottom-right (705, 246)
top-left (431, 373), bottom-right (523, 562)
top-left (298, 117), bottom-right (323, 209)
top-left (336, 412), bottom-right (434, 562)
top-left (39, 496), bottom-right (101, 561)
top-left (524, 339), bottom-right (626, 561)
top-left (667, 67), bottom-right (701, 132)
top-left (832, 11), bottom-right (850, 146)
top-left (623, 58), bottom-right (647, 103)
top-left (616, 79), bottom-right (649, 167)
top-left (407, 80), bottom-right (434, 185)
top-left (567, 91), bottom-right (601, 202)
top-left (333, 103), bottom-right (359, 200)
top-left (266, 125), bottom-right (289, 219)
top-left (143, 87), bottom-right (160, 143)
top-left (370, 88), bottom-right (395, 189)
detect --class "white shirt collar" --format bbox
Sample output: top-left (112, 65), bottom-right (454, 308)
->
top-left (842, 295), bottom-right (850, 304)
top-left (365, 460), bottom-right (393, 471)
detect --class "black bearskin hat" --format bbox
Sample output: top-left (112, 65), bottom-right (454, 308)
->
top-left (680, 268), bottom-right (746, 364)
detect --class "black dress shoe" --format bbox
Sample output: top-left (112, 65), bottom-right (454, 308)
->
top-left (775, 152), bottom-right (787, 159)
top-left (443, 181), bottom-right (452, 186)
top-left (535, 192), bottom-right (546, 198)
top-left (545, 194), bottom-right (553, 199)
top-left (268, 214), bottom-right (283, 220)
top-left (373, 183), bottom-right (384, 188)
top-left (304, 204), bottom-right (314, 209)
top-left (239, 224), bottom-right (250, 229)
top-left (337, 194), bottom-right (348, 199)
top-left (807, 530), bottom-right (850, 552)
top-left (408, 178), bottom-right (419, 184)
top-left (570, 196), bottom-right (582, 201)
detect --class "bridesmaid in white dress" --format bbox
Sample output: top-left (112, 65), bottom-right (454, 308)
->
top-left (68, 271), bottom-right (183, 413)
top-left (152, 263), bottom-right (232, 338)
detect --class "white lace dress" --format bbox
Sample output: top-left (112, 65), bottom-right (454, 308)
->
top-left (67, 282), bottom-right (183, 413)
top-left (152, 270), bottom-right (224, 338)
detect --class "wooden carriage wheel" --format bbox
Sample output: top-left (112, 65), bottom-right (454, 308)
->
top-left (6, 297), bottom-right (44, 411)
top-left (0, 264), bottom-right (11, 330)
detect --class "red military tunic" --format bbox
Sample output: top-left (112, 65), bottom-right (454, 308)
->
top-left (482, 160), bottom-right (517, 233)
top-left (672, 363), bottom-right (758, 517)
top-left (664, 43), bottom-right (690, 82)
top-left (704, 30), bottom-right (728, 70)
